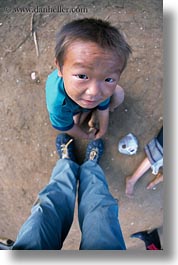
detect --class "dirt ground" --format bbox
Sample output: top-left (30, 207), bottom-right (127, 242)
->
top-left (0, 0), bottom-right (163, 250)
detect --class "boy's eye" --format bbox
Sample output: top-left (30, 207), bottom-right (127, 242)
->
top-left (76, 74), bottom-right (88, 80)
top-left (105, 77), bottom-right (114, 83)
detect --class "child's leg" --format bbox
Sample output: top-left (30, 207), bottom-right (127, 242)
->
top-left (125, 157), bottom-right (151, 197)
top-left (73, 111), bottom-right (91, 126)
top-left (109, 84), bottom-right (125, 112)
top-left (88, 85), bottom-right (125, 126)
top-left (79, 111), bottom-right (91, 125)
top-left (73, 113), bottom-right (81, 125)
top-left (88, 110), bottom-right (98, 128)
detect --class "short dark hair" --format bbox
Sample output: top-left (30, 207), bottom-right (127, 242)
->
top-left (55, 18), bottom-right (132, 72)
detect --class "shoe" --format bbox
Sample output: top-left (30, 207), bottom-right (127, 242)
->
top-left (56, 133), bottom-right (75, 161)
top-left (85, 139), bottom-right (104, 163)
top-left (0, 238), bottom-right (14, 250)
top-left (131, 229), bottom-right (161, 250)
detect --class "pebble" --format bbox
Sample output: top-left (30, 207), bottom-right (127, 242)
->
top-left (31, 72), bottom-right (36, 80)
top-left (31, 72), bottom-right (40, 83)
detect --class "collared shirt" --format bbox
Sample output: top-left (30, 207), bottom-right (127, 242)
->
top-left (45, 69), bottom-right (110, 131)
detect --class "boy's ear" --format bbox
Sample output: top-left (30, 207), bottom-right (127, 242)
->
top-left (55, 58), bottom-right (63, 77)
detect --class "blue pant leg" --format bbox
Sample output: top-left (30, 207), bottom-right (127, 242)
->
top-left (12, 159), bottom-right (79, 250)
top-left (78, 161), bottom-right (126, 250)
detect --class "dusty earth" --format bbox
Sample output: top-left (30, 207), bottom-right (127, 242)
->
top-left (0, 0), bottom-right (163, 250)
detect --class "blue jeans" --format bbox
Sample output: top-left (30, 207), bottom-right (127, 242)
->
top-left (12, 159), bottom-right (126, 250)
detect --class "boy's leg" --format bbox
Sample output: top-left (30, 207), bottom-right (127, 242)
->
top-left (78, 160), bottom-right (126, 250)
top-left (73, 112), bottom-right (81, 125)
top-left (73, 111), bottom-right (91, 126)
top-left (88, 110), bottom-right (98, 128)
top-left (12, 159), bottom-right (79, 250)
top-left (109, 84), bottom-right (125, 112)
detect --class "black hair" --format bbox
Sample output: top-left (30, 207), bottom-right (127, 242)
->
top-left (55, 18), bottom-right (132, 72)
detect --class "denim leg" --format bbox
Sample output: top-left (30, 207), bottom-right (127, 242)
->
top-left (12, 159), bottom-right (79, 250)
top-left (78, 161), bottom-right (126, 250)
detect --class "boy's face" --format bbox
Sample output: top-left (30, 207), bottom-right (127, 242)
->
top-left (56, 40), bottom-right (124, 109)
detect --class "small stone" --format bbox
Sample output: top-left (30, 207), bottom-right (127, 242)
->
top-left (31, 72), bottom-right (40, 83)
top-left (31, 72), bottom-right (36, 80)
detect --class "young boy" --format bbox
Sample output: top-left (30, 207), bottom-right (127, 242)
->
top-left (46, 18), bottom-right (132, 139)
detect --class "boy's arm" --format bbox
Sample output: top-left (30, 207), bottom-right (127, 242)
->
top-left (94, 108), bottom-right (109, 139)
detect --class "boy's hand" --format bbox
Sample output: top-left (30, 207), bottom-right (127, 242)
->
top-left (88, 127), bottom-right (97, 139)
top-left (94, 129), bottom-right (106, 140)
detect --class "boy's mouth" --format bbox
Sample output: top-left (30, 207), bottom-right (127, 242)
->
top-left (80, 98), bottom-right (99, 107)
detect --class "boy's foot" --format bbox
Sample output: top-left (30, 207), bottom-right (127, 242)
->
top-left (146, 173), bottom-right (163, 190)
top-left (85, 139), bottom-right (104, 163)
top-left (125, 176), bottom-right (135, 198)
top-left (56, 133), bottom-right (75, 161)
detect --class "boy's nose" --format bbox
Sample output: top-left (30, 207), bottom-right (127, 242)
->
top-left (86, 81), bottom-right (101, 97)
